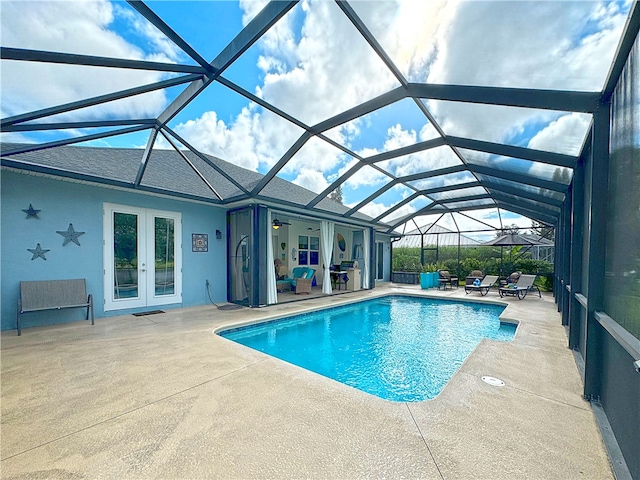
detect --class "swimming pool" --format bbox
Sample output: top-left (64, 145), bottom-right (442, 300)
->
top-left (220, 295), bottom-right (515, 402)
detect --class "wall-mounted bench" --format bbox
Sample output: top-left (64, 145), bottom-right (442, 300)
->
top-left (17, 279), bottom-right (94, 336)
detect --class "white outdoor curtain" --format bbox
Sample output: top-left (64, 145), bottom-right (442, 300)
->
top-left (362, 228), bottom-right (370, 289)
top-left (320, 220), bottom-right (334, 294)
top-left (266, 210), bottom-right (278, 304)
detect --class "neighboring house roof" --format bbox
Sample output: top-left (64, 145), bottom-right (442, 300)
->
top-left (393, 224), bottom-right (481, 248)
top-left (520, 234), bottom-right (555, 246)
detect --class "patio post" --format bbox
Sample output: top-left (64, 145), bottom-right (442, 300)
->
top-left (583, 99), bottom-right (611, 400)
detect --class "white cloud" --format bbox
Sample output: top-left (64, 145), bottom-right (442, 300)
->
top-left (0, 0), bottom-right (178, 121)
top-left (528, 113), bottom-right (592, 156)
top-left (172, 109), bottom-right (259, 170)
top-left (255, 1), bottom-right (399, 126)
top-left (324, 119), bottom-right (362, 149)
top-left (284, 136), bottom-right (346, 175)
top-left (424, 1), bottom-right (627, 90)
top-left (419, 122), bottom-right (440, 141)
top-left (382, 124), bottom-right (417, 151)
top-left (172, 105), bottom-right (305, 172)
top-left (238, 0), bottom-right (270, 27)
top-left (339, 160), bottom-right (390, 191)
top-left (141, 0), bottom-right (623, 223)
top-left (113, 5), bottom-right (183, 63)
top-left (291, 167), bottom-right (329, 193)
top-left (356, 201), bottom-right (390, 220)
top-left (417, 1), bottom-right (625, 156)
top-left (0, 131), bottom-right (34, 144)
top-left (353, 184), bottom-right (414, 219)
top-left (355, 0), bottom-right (625, 153)
top-left (350, 0), bottom-right (459, 83)
top-left (379, 196), bottom-right (431, 224)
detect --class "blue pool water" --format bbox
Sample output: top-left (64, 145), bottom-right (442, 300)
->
top-left (220, 295), bottom-right (515, 402)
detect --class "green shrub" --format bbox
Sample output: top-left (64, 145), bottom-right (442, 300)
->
top-left (391, 246), bottom-right (554, 288)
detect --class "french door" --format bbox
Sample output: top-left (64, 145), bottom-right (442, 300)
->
top-left (103, 203), bottom-right (182, 311)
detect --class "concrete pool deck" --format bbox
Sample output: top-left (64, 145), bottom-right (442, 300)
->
top-left (1, 284), bottom-right (613, 479)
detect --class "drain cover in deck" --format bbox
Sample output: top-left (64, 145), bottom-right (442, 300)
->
top-left (481, 376), bottom-right (506, 387)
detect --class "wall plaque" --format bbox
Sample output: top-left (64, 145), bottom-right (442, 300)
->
top-left (192, 233), bottom-right (208, 252)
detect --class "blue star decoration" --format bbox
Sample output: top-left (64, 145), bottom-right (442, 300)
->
top-left (27, 243), bottom-right (50, 260)
top-left (22, 203), bottom-right (41, 219)
top-left (57, 223), bottom-right (85, 246)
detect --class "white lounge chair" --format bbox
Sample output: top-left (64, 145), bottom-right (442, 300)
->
top-left (498, 274), bottom-right (541, 300)
top-left (464, 275), bottom-right (499, 296)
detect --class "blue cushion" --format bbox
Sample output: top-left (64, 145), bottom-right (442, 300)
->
top-left (292, 267), bottom-right (306, 279)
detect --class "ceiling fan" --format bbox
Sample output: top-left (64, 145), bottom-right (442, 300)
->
top-left (272, 218), bottom-right (291, 229)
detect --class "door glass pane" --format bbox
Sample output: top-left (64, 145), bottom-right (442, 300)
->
top-left (154, 217), bottom-right (175, 296)
top-left (114, 212), bottom-right (138, 299)
top-left (229, 208), bottom-right (252, 305)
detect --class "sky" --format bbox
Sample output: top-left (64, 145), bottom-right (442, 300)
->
top-left (0, 0), bottom-right (632, 238)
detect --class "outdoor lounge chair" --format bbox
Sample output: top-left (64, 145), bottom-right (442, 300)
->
top-left (438, 270), bottom-right (459, 289)
top-left (464, 275), bottom-right (499, 296)
top-left (498, 274), bottom-right (541, 300)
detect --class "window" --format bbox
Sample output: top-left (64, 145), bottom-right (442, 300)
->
top-left (298, 235), bottom-right (308, 264)
top-left (298, 235), bottom-right (319, 265)
top-left (310, 236), bottom-right (319, 265)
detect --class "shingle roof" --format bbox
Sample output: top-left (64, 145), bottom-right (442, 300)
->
top-left (1, 142), bottom-right (365, 222)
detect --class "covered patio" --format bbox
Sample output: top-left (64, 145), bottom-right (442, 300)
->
top-left (2, 1), bottom-right (639, 477)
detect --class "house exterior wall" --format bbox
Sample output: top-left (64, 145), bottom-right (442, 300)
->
top-left (1, 170), bottom-right (227, 331)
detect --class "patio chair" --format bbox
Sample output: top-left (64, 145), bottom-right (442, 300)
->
top-left (292, 267), bottom-right (315, 294)
top-left (500, 271), bottom-right (522, 287)
top-left (274, 259), bottom-right (288, 280)
top-left (498, 274), bottom-right (541, 300)
top-left (465, 270), bottom-right (484, 288)
top-left (464, 275), bottom-right (499, 296)
top-left (438, 270), bottom-right (459, 289)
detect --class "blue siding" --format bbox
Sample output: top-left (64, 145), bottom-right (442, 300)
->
top-left (1, 170), bottom-right (227, 331)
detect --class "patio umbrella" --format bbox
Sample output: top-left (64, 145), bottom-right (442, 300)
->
top-left (482, 233), bottom-right (546, 247)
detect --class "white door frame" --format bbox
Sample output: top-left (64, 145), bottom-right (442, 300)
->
top-left (103, 203), bottom-right (182, 311)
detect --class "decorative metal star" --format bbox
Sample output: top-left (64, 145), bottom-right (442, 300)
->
top-left (56, 223), bottom-right (85, 246)
top-left (27, 243), bottom-right (50, 260)
top-left (22, 203), bottom-right (41, 219)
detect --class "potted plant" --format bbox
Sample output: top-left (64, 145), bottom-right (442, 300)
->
top-left (420, 263), bottom-right (437, 289)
